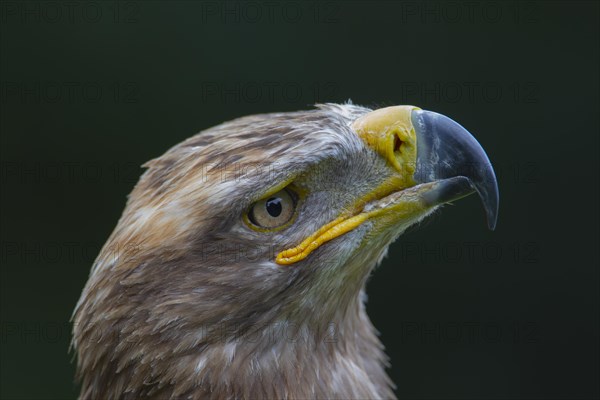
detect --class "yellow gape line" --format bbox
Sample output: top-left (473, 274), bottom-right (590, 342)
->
top-left (276, 214), bottom-right (369, 265)
top-left (276, 105), bottom-right (422, 266)
top-left (275, 197), bottom-right (426, 265)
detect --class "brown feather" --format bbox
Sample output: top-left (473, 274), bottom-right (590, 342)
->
top-left (72, 103), bottom-right (398, 399)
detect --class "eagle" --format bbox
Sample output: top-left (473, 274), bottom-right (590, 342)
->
top-left (72, 103), bottom-right (498, 399)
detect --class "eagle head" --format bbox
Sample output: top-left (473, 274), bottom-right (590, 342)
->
top-left (72, 103), bottom-right (498, 399)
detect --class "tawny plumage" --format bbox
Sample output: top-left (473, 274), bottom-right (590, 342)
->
top-left (72, 103), bottom-right (498, 399)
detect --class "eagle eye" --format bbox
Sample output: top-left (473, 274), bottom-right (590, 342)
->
top-left (246, 188), bottom-right (297, 230)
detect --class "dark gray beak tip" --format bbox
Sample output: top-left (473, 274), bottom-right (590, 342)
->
top-left (481, 184), bottom-right (499, 230)
top-left (412, 110), bottom-right (499, 231)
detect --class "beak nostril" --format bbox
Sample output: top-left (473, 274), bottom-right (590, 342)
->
top-left (351, 105), bottom-right (418, 180)
top-left (393, 135), bottom-right (403, 153)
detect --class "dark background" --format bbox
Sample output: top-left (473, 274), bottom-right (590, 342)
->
top-left (1, 1), bottom-right (598, 399)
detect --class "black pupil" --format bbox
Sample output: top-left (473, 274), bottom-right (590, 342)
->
top-left (265, 197), bottom-right (282, 217)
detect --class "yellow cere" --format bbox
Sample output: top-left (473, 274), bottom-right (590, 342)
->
top-left (275, 105), bottom-right (423, 266)
top-left (352, 105), bottom-right (420, 188)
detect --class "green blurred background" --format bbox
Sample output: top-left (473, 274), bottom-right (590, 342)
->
top-left (1, 1), bottom-right (598, 398)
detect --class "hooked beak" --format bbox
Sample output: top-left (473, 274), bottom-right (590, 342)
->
top-left (412, 109), bottom-right (499, 230)
top-left (275, 105), bottom-right (499, 265)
